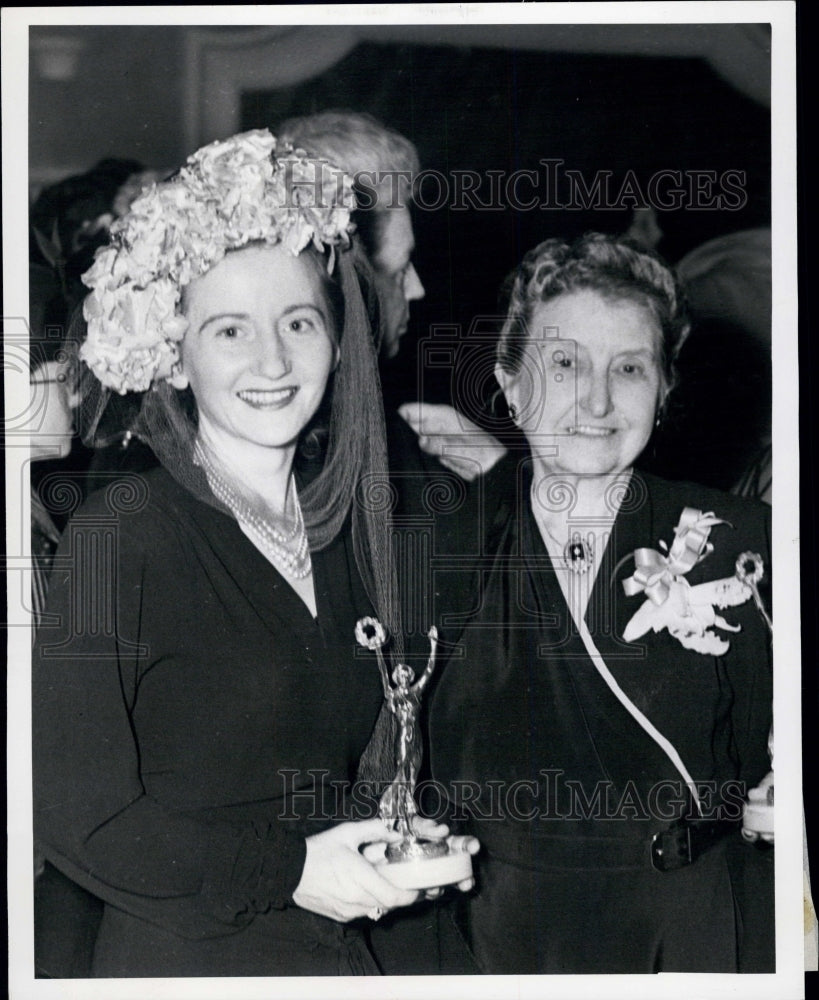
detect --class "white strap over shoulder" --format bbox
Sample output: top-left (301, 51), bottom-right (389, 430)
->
top-left (574, 614), bottom-right (703, 816)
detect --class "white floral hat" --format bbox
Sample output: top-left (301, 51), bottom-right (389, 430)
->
top-left (79, 129), bottom-right (355, 394)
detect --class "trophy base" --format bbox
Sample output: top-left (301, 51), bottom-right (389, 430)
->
top-left (378, 839), bottom-right (473, 890)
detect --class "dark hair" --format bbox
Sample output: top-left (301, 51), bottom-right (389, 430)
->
top-left (300, 244), bottom-right (345, 342)
top-left (498, 233), bottom-right (690, 398)
top-left (293, 245), bottom-right (345, 456)
top-left (30, 159), bottom-right (148, 344)
top-left (30, 158), bottom-right (144, 257)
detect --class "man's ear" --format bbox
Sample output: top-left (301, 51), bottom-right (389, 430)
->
top-left (494, 362), bottom-right (517, 407)
top-left (656, 384), bottom-right (670, 423)
top-left (494, 362), bottom-right (510, 395)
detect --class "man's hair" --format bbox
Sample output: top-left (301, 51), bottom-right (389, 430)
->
top-left (278, 110), bottom-right (420, 261)
top-left (278, 110), bottom-right (419, 183)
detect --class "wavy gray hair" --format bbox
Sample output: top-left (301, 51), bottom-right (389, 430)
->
top-left (497, 233), bottom-right (690, 399)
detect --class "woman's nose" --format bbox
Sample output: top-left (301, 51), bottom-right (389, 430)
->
top-left (403, 263), bottom-right (425, 303)
top-left (253, 329), bottom-right (291, 378)
top-left (580, 368), bottom-right (613, 418)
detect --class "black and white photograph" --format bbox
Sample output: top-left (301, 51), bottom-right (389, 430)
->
top-left (3, 4), bottom-right (807, 998)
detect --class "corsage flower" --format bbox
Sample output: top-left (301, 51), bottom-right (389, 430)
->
top-left (79, 129), bottom-right (355, 394)
top-left (621, 507), bottom-right (757, 655)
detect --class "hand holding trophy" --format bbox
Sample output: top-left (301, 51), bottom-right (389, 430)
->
top-left (355, 618), bottom-right (476, 890)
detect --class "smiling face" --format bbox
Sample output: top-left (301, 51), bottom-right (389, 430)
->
top-left (180, 243), bottom-right (336, 456)
top-left (371, 206), bottom-right (425, 358)
top-left (497, 288), bottom-right (664, 478)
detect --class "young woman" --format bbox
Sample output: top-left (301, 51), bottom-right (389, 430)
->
top-left (32, 130), bottom-right (469, 977)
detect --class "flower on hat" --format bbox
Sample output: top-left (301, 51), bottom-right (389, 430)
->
top-left (80, 129), bottom-right (355, 394)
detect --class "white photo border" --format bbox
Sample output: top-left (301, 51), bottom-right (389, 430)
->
top-left (4, 4), bottom-right (801, 999)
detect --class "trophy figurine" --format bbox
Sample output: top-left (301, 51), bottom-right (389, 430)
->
top-left (355, 617), bottom-right (474, 890)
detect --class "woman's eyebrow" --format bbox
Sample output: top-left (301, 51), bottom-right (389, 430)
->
top-left (199, 312), bottom-right (251, 328)
top-left (198, 304), bottom-right (328, 330)
top-left (280, 303), bottom-right (328, 321)
top-left (614, 347), bottom-right (657, 357)
top-left (281, 303), bottom-right (324, 313)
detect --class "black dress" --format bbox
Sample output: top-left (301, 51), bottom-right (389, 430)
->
top-left (33, 466), bottom-right (386, 976)
top-left (429, 466), bottom-right (774, 974)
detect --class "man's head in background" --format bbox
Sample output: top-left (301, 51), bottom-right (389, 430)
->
top-left (279, 110), bottom-right (425, 358)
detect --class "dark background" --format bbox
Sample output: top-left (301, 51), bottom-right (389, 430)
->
top-left (243, 40), bottom-right (772, 488)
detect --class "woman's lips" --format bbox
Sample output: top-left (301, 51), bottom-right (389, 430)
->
top-left (567, 425), bottom-right (617, 437)
top-left (237, 387), bottom-right (298, 408)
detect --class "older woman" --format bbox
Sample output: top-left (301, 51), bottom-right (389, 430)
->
top-left (32, 130), bottom-right (469, 977)
top-left (429, 233), bottom-right (773, 973)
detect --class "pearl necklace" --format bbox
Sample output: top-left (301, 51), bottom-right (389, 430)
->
top-left (193, 441), bottom-right (312, 579)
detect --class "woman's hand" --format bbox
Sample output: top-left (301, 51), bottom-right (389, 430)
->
top-left (443, 833), bottom-right (481, 893)
top-left (742, 770), bottom-right (774, 844)
top-left (398, 403), bottom-right (507, 482)
top-left (292, 819), bottom-right (421, 923)
top-left (413, 817), bottom-right (480, 895)
top-left (362, 816), bottom-right (480, 898)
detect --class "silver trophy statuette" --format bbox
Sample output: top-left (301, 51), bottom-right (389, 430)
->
top-left (355, 617), bottom-right (474, 890)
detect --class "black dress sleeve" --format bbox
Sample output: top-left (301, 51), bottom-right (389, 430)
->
top-left (33, 502), bottom-right (307, 940)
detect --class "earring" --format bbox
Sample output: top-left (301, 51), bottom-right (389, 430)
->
top-left (508, 403), bottom-right (518, 421)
